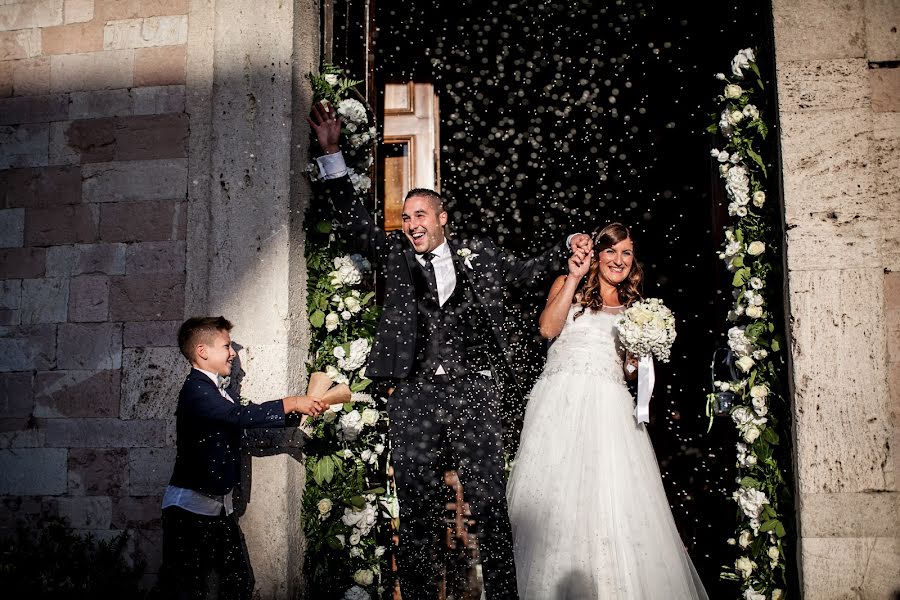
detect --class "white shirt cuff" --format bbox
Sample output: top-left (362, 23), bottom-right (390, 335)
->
top-left (566, 233), bottom-right (581, 250)
top-left (316, 151), bottom-right (348, 179)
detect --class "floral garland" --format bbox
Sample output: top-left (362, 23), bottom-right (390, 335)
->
top-left (301, 65), bottom-right (396, 599)
top-left (706, 48), bottom-right (790, 600)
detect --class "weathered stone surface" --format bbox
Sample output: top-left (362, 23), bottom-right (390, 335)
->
top-left (0, 280), bottom-right (22, 311)
top-left (61, 113), bottom-right (188, 163)
top-left (0, 324), bottom-right (56, 371)
top-left (0, 28), bottom-right (41, 61)
top-left (68, 274), bottom-right (109, 321)
top-left (0, 371), bottom-right (33, 418)
top-left (75, 243), bottom-right (126, 275)
top-left (0, 208), bottom-right (24, 248)
top-left (99, 199), bottom-right (180, 242)
top-left (0, 495), bottom-right (50, 529)
top-left (125, 240), bottom-right (185, 275)
top-left (49, 49), bottom-right (133, 93)
top-left (57, 322), bottom-right (122, 369)
top-left (799, 537), bottom-right (899, 599)
top-left (82, 158), bottom-right (187, 203)
top-left (0, 94), bottom-right (69, 126)
top-left (112, 495), bottom-right (161, 529)
top-left (0, 165), bottom-right (82, 208)
top-left (48, 120), bottom-right (79, 165)
top-left (69, 88), bottom-right (133, 119)
top-left (0, 448), bottom-right (67, 495)
top-left (20, 277), bottom-right (69, 324)
top-left (799, 491), bottom-right (900, 537)
top-left (133, 43), bottom-right (185, 86)
top-left (865, 0), bottom-right (900, 63)
top-left (132, 84), bottom-right (184, 115)
top-left (0, 59), bottom-right (9, 97)
top-left (25, 204), bottom-right (99, 246)
top-left (104, 15), bottom-right (187, 50)
top-left (42, 417), bottom-right (167, 447)
top-left (10, 56), bottom-right (51, 97)
top-left (0, 123), bottom-right (49, 169)
top-left (34, 369), bottom-right (119, 417)
top-left (874, 112), bottom-right (900, 271)
top-left (67, 447), bottom-right (128, 495)
top-left (871, 66), bottom-right (900, 113)
top-left (0, 0), bottom-right (64, 31)
top-left (57, 496), bottom-right (112, 529)
top-left (95, 0), bottom-right (188, 21)
top-left (120, 346), bottom-right (183, 420)
top-left (64, 0), bottom-right (94, 24)
top-left (127, 446), bottom-right (174, 495)
top-left (109, 273), bottom-right (184, 321)
top-left (776, 58), bottom-right (870, 113)
top-left (123, 320), bottom-right (178, 347)
top-left (772, 0), bottom-right (866, 61)
top-left (0, 423), bottom-right (45, 449)
top-left (789, 268), bottom-right (893, 494)
top-left (0, 309), bottom-right (19, 326)
top-left (41, 20), bottom-right (104, 55)
top-left (0, 247), bottom-right (45, 278)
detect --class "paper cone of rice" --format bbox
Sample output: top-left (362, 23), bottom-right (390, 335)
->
top-left (322, 383), bottom-right (351, 405)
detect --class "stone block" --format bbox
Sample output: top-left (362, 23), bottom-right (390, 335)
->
top-left (0, 59), bottom-right (10, 97)
top-left (104, 15), bottom-right (187, 50)
top-left (889, 301), bottom-right (900, 365)
top-left (109, 273), bottom-right (183, 322)
top-left (0, 123), bottom-right (49, 169)
top-left (0, 309), bottom-right (19, 326)
top-left (132, 84), bottom-right (184, 115)
top-left (133, 43), bottom-right (185, 87)
top-left (67, 447), bottom-right (127, 495)
top-left (82, 158), bottom-right (187, 203)
top-left (0, 422), bottom-right (45, 449)
top-left (874, 112), bottom-right (900, 270)
top-left (139, 0), bottom-right (188, 17)
top-left (0, 29), bottom-right (41, 61)
top-left (57, 496), bottom-right (111, 529)
top-left (35, 369), bottom-right (119, 418)
top-left (776, 58), bottom-right (870, 113)
top-left (789, 268), bottom-right (893, 494)
top-left (0, 247), bottom-right (45, 278)
top-left (798, 491), bottom-right (900, 537)
top-left (48, 121), bottom-right (79, 166)
top-left (41, 19), bottom-right (103, 55)
top-left (123, 320), bottom-right (178, 347)
top-left (0, 94), bottom-right (69, 126)
top-left (57, 322), bottom-right (122, 369)
top-left (0, 448), bottom-right (67, 495)
top-left (120, 346), bottom-right (183, 420)
top-left (799, 536), bottom-right (899, 599)
top-left (42, 417), bottom-right (167, 447)
top-left (11, 56), bottom-right (51, 97)
top-left (61, 113), bottom-right (188, 163)
top-left (20, 277), bottom-right (69, 324)
top-left (94, 0), bottom-right (187, 21)
top-left (0, 280), bottom-right (21, 310)
top-left (25, 204), bottom-right (99, 246)
top-left (127, 446), bottom-right (174, 495)
top-left (0, 495), bottom-right (52, 529)
top-left (111, 495), bottom-right (161, 529)
top-left (0, 208), bottom-right (24, 248)
top-left (1, 371), bottom-right (33, 418)
top-left (99, 199), bottom-right (179, 242)
top-left (0, 0), bottom-right (64, 31)
top-left (0, 166), bottom-right (82, 208)
top-left (69, 88), bottom-right (133, 119)
top-left (64, 0), bottom-right (94, 24)
top-left (772, 0), bottom-right (865, 61)
top-left (871, 66), bottom-right (900, 113)
top-left (0, 324), bottom-right (56, 371)
top-left (68, 274), bottom-right (108, 321)
top-left (865, 0), bottom-right (900, 63)
top-left (74, 242), bottom-right (126, 275)
top-left (125, 240), bottom-right (184, 275)
top-left (49, 49), bottom-right (133, 93)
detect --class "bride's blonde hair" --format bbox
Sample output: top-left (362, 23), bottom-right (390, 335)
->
top-left (575, 223), bottom-right (643, 319)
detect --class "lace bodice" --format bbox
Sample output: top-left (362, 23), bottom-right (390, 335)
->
top-left (540, 305), bottom-right (626, 384)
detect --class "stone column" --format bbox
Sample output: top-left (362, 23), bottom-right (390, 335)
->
top-left (185, 0), bottom-right (318, 596)
top-left (772, 0), bottom-right (900, 596)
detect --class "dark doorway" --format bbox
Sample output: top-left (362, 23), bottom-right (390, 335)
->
top-left (370, 1), bottom-right (777, 597)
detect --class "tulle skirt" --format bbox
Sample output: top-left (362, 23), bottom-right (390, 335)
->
top-left (506, 372), bottom-right (708, 600)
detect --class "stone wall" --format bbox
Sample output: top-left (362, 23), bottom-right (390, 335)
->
top-left (772, 0), bottom-right (900, 596)
top-left (0, 0), bottom-right (318, 595)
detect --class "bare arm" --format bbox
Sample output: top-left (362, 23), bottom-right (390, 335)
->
top-left (538, 247), bottom-right (591, 338)
top-left (283, 395), bottom-right (327, 417)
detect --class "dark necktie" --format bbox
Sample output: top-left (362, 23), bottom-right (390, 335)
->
top-left (421, 252), bottom-right (439, 303)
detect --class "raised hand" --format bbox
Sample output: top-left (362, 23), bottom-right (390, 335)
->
top-left (306, 101), bottom-right (342, 154)
top-left (570, 233), bottom-right (593, 256)
top-left (568, 247), bottom-right (591, 279)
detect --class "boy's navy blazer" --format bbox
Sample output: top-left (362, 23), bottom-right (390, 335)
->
top-left (168, 368), bottom-right (287, 496)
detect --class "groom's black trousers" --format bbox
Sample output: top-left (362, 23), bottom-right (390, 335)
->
top-left (389, 372), bottom-right (518, 599)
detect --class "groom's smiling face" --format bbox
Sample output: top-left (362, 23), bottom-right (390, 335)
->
top-left (402, 195), bottom-right (448, 254)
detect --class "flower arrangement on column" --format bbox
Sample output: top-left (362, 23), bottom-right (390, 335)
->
top-left (707, 48), bottom-right (791, 600)
top-left (301, 64), bottom-right (397, 600)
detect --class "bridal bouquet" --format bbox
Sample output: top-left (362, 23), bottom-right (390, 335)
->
top-left (616, 298), bottom-right (677, 362)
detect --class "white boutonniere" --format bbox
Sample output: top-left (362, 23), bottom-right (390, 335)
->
top-left (457, 247), bottom-right (479, 269)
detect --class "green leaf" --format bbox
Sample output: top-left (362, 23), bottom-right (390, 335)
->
top-left (759, 518), bottom-right (779, 532)
top-left (326, 535), bottom-right (344, 550)
top-left (349, 495), bottom-right (366, 509)
top-left (746, 146), bottom-right (768, 178)
top-left (740, 476), bottom-right (761, 488)
top-left (730, 255), bottom-right (744, 268)
top-left (771, 337), bottom-right (782, 352)
top-left (706, 122), bottom-right (718, 134)
top-left (732, 267), bottom-right (751, 287)
top-left (350, 378), bottom-right (371, 392)
top-left (775, 521), bottom-right (786, 537)
top-left (309, 310), bottom-right (325, 328)
top-left (318, 455), bottom-right (335, 484)
top-left (762, 427), bottom-right (779, 444)
top-left (365, 487), bottom-right (386, 495)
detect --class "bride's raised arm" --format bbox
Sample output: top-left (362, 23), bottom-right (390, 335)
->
top-left (538, 248), bottom-right (591, 339)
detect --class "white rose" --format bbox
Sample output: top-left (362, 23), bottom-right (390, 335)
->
top-left (750, 385), bottom-right (768, 399)
top-left (343, 448), bottom-right (353, 458)
top-left (749, 276), bottom-right (763, 289)
top-left (743, 104), bottom-right (760, 120)
top-left (728, 110), bottom-right (744, 125)
top-left (771, 589), bottom-right (784, 600)
top-left (339, 410), bottom-right (363, 441)
top-left (349, 546), bottom-right (363, 558)
top-left (746, 454), bottom-right (758, 466)
top-left (325, 312), bottom-right (340, 332)
top-left (349, 531), bottom-right (361, 546)
top-left (326, 365), bottom-right (349, 385)
top-left (724, 84), bottom-right (743, 99)
top-left (746, 305), bottom-right (763, 319)
top-left (735, 206), bottom-right (748, 217)
top-left (743, 425), bottom-right (761, 443)
top-left (744, 588), bottom-right (766, 600)
top-left (360, 408), bottom-right (379, 426)
top-left (738, 529), bottom-right (753, 548)
top-left (345, 296), bottom-right (362, 313)
top-left (752, 190), bottom-right (766, 208)
top-left (715, 72), bottom-right (726, 80)
top-left (353, 569), bottom-right (374, 586)
top-left (727, 537), bottom-right (736, 545)
top-left (736, 355), bottom-right (755, 372)
top-left (341, 310), bottom-right (352, 320)
top-left (735, 556), bottom-right (756, 579)
top-left (753, 349), bottom-right (768, 360)
top-left (747, 241), bottom-right (766, 256)
top-left (317, 498), bottom-right (333, 515)
top-left (374, 443), bottom-right (385, 454)
top-left (333, 346), bottom-right (346, 359)
top-left (361, 449), bottom-right (372, 463)
top-left (375, 545), bottom-right (386, 557)
top-left (719, 164), bottom-right (730, 175)
top-left (323, 73), bottom-right (339, 86)
top-left (768, 545), bottom-right (779, 561)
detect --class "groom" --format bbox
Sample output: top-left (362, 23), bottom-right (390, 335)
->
top-left (309, 102), bottom-right (590, 598)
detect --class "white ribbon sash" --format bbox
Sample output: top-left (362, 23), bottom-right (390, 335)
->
top-left (634, 355), bottom-right (655, 425)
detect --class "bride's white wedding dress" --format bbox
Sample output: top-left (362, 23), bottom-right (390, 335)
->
top-left (506, 306), bottom-right (708, 600)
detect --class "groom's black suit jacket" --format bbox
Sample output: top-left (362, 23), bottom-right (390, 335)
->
top-left (321, 175), bottom-right (568, 390)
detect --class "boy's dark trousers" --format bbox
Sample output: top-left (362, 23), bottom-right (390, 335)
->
top-left (156, 506), bottom-right (253, 600)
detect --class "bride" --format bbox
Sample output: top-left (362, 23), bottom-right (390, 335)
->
top-left (506, 223), bottom-right (708, 599)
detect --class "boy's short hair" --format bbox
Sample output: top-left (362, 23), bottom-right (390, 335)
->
top-left (177, 316), bottom-right (233, 361)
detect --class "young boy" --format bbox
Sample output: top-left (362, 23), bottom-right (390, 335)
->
top-left (156, 316), bottom-right (325, 599)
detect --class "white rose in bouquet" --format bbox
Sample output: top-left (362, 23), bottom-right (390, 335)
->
top-left (616, 298), bottom-right (677, 362)
top-left (752, 190), bottom-right (766, 208)
top-left (324, 73), bottom-right (340, 86)
top-left (735, 556), bottom-right (756, 579)
top-left (330, 255), bottom-right (362, 287)
top-left (345, 296), bottom-right (362, 313)
top-left (746, 305), bottom-right (763, 319)
top-left (361, 407), bottom-right (379, 426)
top-left (736, 355), bottom-right (755, 373)
top-left (338, 410), bottom-right (363, 441)
top-left (353, 569), bottom-right (374, 586)
top-left (325, 312), bottom-right (340, 332)
top-left (724, 84), bottom-right (743, 99)
top-left (317, 498), bottom-right (333, 516)
top-left (337, 98), bottom-right (367, 124)
top-left (744, 588), bottom-right (766, 600)
top-left (738, 529), bottom-right (752, 548)
top-left (747, 241), bottom-right (766, 256)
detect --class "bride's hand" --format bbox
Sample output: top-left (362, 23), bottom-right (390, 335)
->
top-left (568, 248), bottom-right (591, 279)
top-left (624, 352), bottom-right (639, 380)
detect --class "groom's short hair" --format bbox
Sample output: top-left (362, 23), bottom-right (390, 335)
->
top-left (405, 188), bottom-right (444, 213)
